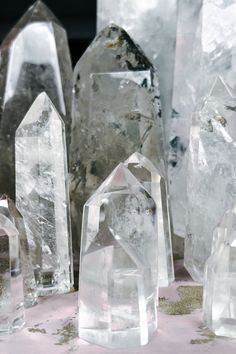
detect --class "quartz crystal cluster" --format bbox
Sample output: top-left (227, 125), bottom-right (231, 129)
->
top-left (97, 0), bottom-right (178, 147)
top-left (0, 196), bottom-right (37, 308)
top-left (185, 77), bottom-right (236, 282)
top-left (71, 24), bottom-right (164, 251)
top-left (15, 92), bottom-right (73, 296)
top-left (204, 204), bottom-right (236, 338)
top-left (0, 214), bottom-right (25, 333)
top-left (124, 152), bottom-right (174, 287)
top-left (79, 164), bottom-right (158, 348)
top-left (0, 0), bottom-right (72, 199)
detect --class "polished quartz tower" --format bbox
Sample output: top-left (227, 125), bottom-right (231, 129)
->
top-left (0, 214), bottom-right (25, 333)
top-left (204, 204), bottom-right (236, 338)
top-left (124, 152), bottom-right (174, 287)
top-left (0, 195), bottom-right (38, 308)
top-left (0, 0), bottom-right (72, 198)
top-left (15, 92), bottom-right (73, 296)
top-left (185, 77), bottom-right (236, 282)
top-left (71, 24), bottom-right (165, 254)
top-left (79, 164), bottom-right (158, 348)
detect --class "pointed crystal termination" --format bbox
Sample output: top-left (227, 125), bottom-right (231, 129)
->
top-left (79, 163), bottom-right (158, 348)
top-left (0, 195), bottom-right (38, 308)
top-left (71, 24), bottom-right (165, 258)
top-left (124, 152), bottom-right (174, 287)
top-left (0, 214), bottom-right (25, 333)
top-left (15, 92), bottom-right (73, 296)
top-left (97, 0), bottom-right (178, 148)
top-left (203, 204), bottom-right (236, 338)
top-left (185, 76), bottom-right (236, 282)
top-left (0, 0), bottom-right (73, 199)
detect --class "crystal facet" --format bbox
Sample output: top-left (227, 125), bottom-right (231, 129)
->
top-left (71, 24), bottom-right (164, 256)
top-left (203, 204), bottom-right (236, 338)
top-left (15, 92), bottom-right (73, 296)
top-left (124, 152), bottom-right (174, 287)
top-left (0, 0), bottom-right (72, 198)
top-left (79, 163), bottom-right (158, 348)
top-left (0, 214), bottom-right (25, 333)
top-left (185, 77), bottom-right (236, 282)
top-left (0, 195), bottom-right (38, 308)
top-left (97, 0), bottom-right (178, 145)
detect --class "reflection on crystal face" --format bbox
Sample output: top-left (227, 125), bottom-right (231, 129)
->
top-left (15, 92), bottom-right (73, 296)
top-left (185, 77), bottom-right (236, 282)
top-left (0, 195), bottom-right (38, 308)
top-left (0, 0), bottom-right (72, 198)
top-left (124, 152), bottom-right (174, 287)
top-left (79, 164), bottom-right (158, 348)
top-left (203, 204), bottom-right (236, 338)
top-left (71, 24), bottom-right (164, 256)
top-left (0, 214), bottom-right (25, 333)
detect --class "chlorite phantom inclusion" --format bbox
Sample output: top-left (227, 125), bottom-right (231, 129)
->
top-left (71, 24), bottom-right (165, 254)
top-left (97, 0), bottom-right (178, 146)
top-left (15, 92), bottom-right (73, 296)
top-left (0, 195), bottom-right (38, 308)
top-left (0, 214), bottom-right (25, 333)
top-left (0, 0), bottom-right (72, 198)
top-left (79, 164), bottom-right (158, 348)
top-left (124, 152), bottom-right (174, 287)
top-left (203, 204), bottom-right (236, 338)
top-left (185, 77), bottom-right (236, 282)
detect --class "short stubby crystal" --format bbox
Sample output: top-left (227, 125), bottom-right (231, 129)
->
top-left (0, 196), bottom-right (38, 308)
top-left (185, 77), bottom-right (236, 282)
top-left (0, 214), bottom-right (25, 333)
top-left (15, 92), bottom-right (73, 296)
top-left (79, 164), bottom-right (158, 348)
top-left (203, 204), bottom-right (236, 338)
top-left (124, 152), bottom-right (174, 287)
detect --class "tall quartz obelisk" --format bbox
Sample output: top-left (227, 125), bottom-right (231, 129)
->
top-left (15, 92), bottom-right (73, 296)
top-left (71, 24), bottom-right (165, 256)
top-left (0, 0), bottom-right (72, 199)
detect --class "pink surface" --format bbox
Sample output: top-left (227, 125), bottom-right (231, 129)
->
top-left (1, 262), bottom-right (236, 354)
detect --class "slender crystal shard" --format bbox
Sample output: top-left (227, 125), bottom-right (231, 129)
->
top-left (79, 163), bottom-right (158, 348)
top-left (0, 0), bottom-right (72, 198)
top-left (185, 77), bottom-right (236, 282)
top-left (0, 214), bottom-right (25, 333)
top-left (203, 204), bottom-right (236, 338)
top-left (169, 0), bottom-right (202, 237)
top-left (15, 92), bottom-right (73, 296)
top-left (71, 24), bottom-right (165, 256)
top-left (97, 0), bottom-right (178, 146)
top-left (0, 195), bottom-right (38, 308)
top-left (124, 152), bottom-right (174, 287)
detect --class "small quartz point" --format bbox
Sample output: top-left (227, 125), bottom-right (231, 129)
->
top-left (15, 92), bottom-right (73, 296)
top-left (97, 0), bottom-right (178, 148)
top-left (0, 195), bottom-right (38, 308)
top-left (124, 152), bottom-right (174, 287)
top-left (185, 76), bottom-right (236, 282)
top-left (203, 204), bottom-right (236, 338)
top-left (71, 24), bottom-right (165, 257)
top-left (79, 163), bottom-right (158, 348)
top-left (0, 214), bottom-right (25, 333)
top-left (0, 0), bottom-right (73, 199)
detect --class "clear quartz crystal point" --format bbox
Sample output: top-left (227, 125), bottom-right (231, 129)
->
top-left (203, 204), bottom-right (236, 338)
top-left (124, 152), bottom-right (174, 287)
top-left (0, 214), bottom-right (25, 333)
top-left (185, 76), bottom-right (236, 282)
top-left (79, 163), bottom-right (158, 348)
top-left (71, 24), bottom-right (165, 258)
top-left (97, 0), bottom-right (178, 147)
top-left (0, 0), bottom-right (73, 198)
top-left (0, 195), bottom-right (38, 308)
top-left (15, 92), bottom-right (73, 296)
